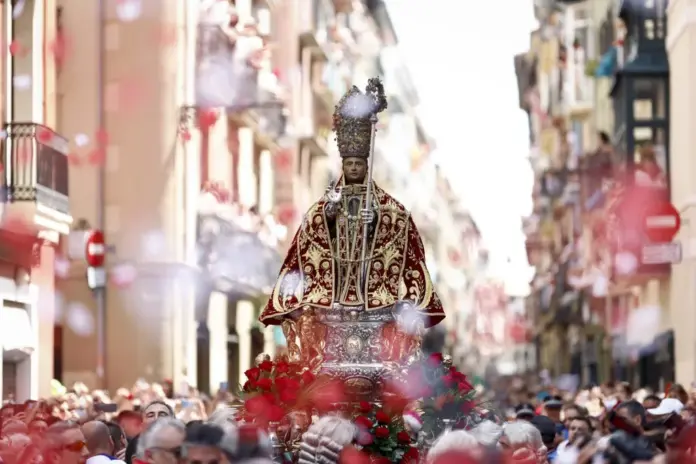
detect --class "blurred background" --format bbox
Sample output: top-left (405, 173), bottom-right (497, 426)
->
top-left (0, 0), bottom-right (686, 402)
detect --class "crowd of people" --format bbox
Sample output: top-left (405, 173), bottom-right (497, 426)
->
top-left (3, 378), bottom-right (696, 463)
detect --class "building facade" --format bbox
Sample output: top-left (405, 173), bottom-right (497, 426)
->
top-left (55, 0), bottom-right (420, 393)
top-left (667, 0), bottom-right (696, 384)
top-left (521, 0), bottom-right (674, 388)
top-left (0, 0), bottom-right (71, 401)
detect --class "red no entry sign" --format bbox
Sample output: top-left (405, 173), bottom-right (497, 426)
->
top-left (85, 230), bottom-right (106, 267)
top-left (642, 202), bottom-right (681, 243)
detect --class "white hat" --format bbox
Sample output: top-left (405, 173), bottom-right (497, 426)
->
top-left (648, 398), bottom-right (684, 415)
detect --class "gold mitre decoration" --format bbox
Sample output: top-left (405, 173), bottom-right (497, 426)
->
top-left (332, 77), bottom-right (388, 159)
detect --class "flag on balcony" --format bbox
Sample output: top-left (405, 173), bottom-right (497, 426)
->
top-left (595, 47), bottom-right (617, 78)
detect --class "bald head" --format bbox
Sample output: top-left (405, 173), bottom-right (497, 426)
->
top-left (83, 421), bottom-right (113, 455)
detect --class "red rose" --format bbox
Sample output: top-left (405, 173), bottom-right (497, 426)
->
top-left (358, 401), bottom-right (372, 413)
top-left (461, 400), bottom-right (475, 414)
top-left (266, 404), bottom-right (285, 422)
top-left (371, 457), bottom-right (391, 464)
top-left (427, 352), bottom-right (444, 366)
top-left (458, 381), bottom-right (473, 393)
top-left (275, 361), bottom-right (289, 374)
top-left (275, 376), bottom-right (301, 392)
top-left (256, 378), bottom-right (272, 391)
top-left (242, 380), bottom-right (256, 392)
top-left (259, 360), bottom-right (274, 372)
top-left (301, 370), bottom-right (315, 385)
top-left (396, 431), bottom-right (411, 443)
top-left (245, 367), bottom-right (261, 381)
top-left (244, 395), bottom-right (271, 416)
top-left (279, 388), bottom-right (298, 403)
top-left (354, 416), bottom-right (373, 430)
top-left (374, 426), bottom-right (389, 439)
top-left (402, 447), bottom-right (419, 463)
top-left (375, 410), bottom-right (390, 424)
top-left (442, 373), bottom-right (456, 388)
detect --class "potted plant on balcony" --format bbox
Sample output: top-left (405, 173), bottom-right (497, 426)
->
top-left (585, 59), bottom-right (599, 77)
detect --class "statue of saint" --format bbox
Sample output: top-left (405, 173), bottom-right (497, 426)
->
top-left (260, 78), bottom-right (445, 370)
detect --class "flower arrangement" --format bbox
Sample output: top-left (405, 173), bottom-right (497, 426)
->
top-left (395, 353), bottom-right (481, 439)
top-left (239, 358), bottom-right (316, 426)
top-left (351, 401), bottom-right (420, 463)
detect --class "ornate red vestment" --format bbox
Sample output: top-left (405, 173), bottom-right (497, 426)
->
top-left (259, 181), bottom-right (445, 329)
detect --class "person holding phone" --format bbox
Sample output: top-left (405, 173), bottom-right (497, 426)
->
top-left (605, 401), bottom-right (657, 462)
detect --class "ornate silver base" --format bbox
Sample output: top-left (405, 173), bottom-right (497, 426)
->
top-left (317, 305), bottom-right (395, 399)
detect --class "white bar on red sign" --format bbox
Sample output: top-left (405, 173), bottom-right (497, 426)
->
top-left (646, 216), bottom-right (679, 228)
top-left (87, 243), bottom-right (106, 255)
top-left (641, 242), bottom-right (682, 265)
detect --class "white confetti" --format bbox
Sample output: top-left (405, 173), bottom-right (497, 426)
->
top-left (110, 263), bottom-right (137, 288)
top-left (12, 0), bottom-right (26, 19)
top-left (614, 251), bottom-right (638, 275)
top-left (142, 230), bottom-right (166, 259)
top-left (66, 302), bottom-right (94, 337)
top-left (0, 130), bottom-right (7, 140)
top-left (55, 255), bottom-right (70, 278)
top-left (74, 133), bottom-right (89, 147)
top-left (13, 75), bottom-right (31, 90)
top-left (116, 0), bottom-right (141, 22)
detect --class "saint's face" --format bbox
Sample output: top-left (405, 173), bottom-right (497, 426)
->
top-left (342, 157), bottom-right (367, 184)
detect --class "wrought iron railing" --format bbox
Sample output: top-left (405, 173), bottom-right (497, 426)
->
top-left (2, 122), bottom-right (70, 215)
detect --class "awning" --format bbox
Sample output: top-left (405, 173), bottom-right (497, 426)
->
top-left (2, 306), bottom-right (35, 360)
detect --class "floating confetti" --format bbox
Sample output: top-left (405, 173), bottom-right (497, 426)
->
top-left (142, 231), bottom-right (166, 259)
top-left (36, 126), bottom-right (53, 144)
top-left (179, 128), bottom-right (191, 142)
top-left (0, 130), bottom-right (7, 140)
top-left (67, 153), bottom-right (83, 165)
top-left (54, 255), bottom-right (70, 279)
top-left (110, 263), bottom-right (137, 288)
top-left (48, 33), bottom-right (69, 68)
top-left (9, 40), bottom-right (24, 56)
top-left (12, 0), bottom-right (26, 19)
top-left (116, 0), bottom-right (142, 22)
top-left (66, 302), bottom-right (94, 337)
top-left (614, 251), bottom-right (638, 275)
top-left (74, 133), bottom-right (89, 147)
top-left (87, 148), bottom-right (106, 166)
top-left (13, 75), bottom-right (31, 90)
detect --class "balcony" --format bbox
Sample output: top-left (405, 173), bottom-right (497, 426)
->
top-left (1, 122), bottom-right (71, 237)
top-left (298, 0), bottom-right (332, 61)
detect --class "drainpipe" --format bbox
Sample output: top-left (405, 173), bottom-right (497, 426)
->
top-left (95, 0), bottom-right (107, 389)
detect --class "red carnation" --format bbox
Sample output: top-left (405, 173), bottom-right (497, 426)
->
top-left (245, 367), bottom-right (261, 381)
top-left (354, 416), bottom-right (373, 430)
top-left (374, 426), bottom-right (389, 439)
top-left (275, 361), bottom-right (289, 373)
top-left (428, 352), bottom-right (444, 366)
top-left (397, 431), bottom-right (411, 443)
top-left (358, 401), bottom-right (372, 413)
top-left (256, 378), bottom-right (272, 391)
top-left (375, 410), bottom-right (390, 424)
top-left (259, 360), bottom-right (273, 372)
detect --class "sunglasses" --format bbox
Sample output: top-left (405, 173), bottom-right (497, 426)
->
top-left (63, 441), bottom-right (87, 452)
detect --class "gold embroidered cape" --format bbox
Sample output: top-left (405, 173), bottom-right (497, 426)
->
top-left (259, 181), bottom-right (445, 328)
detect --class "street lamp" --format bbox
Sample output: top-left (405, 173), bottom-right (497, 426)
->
top-left (610, 0), bottom-right (669, 180)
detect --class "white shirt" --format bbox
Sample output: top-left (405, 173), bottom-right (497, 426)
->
top-left (86, 456), bottom-right (126, 464)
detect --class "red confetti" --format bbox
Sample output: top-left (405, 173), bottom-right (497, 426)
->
top-left (67, 153), bottom-right (83, 165)
top-left (274, 148), bottom-right (292, 171)
top-left (95, 128), bottom-right (109, 147)
top-left (36, 127), bottom-right (53, 144)
top-left (87, 148), bottom-right (105, 166)
top-left (9, 40), bottom-right (24, 56)
top-left (198, 109), bottom-right (219, 130)
top-left (180, 128), bottom-right (191, 142)
top-left (48, 33), bottom-right (69, 68)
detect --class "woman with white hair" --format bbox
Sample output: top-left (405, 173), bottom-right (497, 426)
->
top-left (470, 420), bottom-right (504, 447)
top-left (297, 416), bottom-right (357, 464)
top-left (426, 430), bottom-right (480, 463)
top-left (500, 421), bottom-right (549, 463)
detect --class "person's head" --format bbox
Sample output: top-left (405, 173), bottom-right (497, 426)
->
top-left (102, 421), bottom-right (127, 454)
top-left (616, 400), bottom-right (646, 432)
top-left (426, 430), bottom-right (480, 463)
top-left (561, 404), bottom-right (584, 427)
top-left (180, 422), bottom-right (226, 464)
top-left (298, 416), bottom-right (357, 464)
top-left (499, 421), bottom-right (546, 459)
top-left (615, 382), bottom-right (633, 401)
top-left (514, 403), bottom-right (536, 422)
top-left (567, 416), bottom-right (593, 443)
top-left (142, 401), bottom-right (174, 427)
top-left (341, 157), bottom-right (368, 185)
top-left (136, 417), bottom-right (186, 464)
top-left (643, 394), bottom-right (661, 411)
top-left (220, 423), bottom-right (272, 462)
top-left (43, 421), bottom-right (89, 464)
top-left (116, 410), bottom-right (143, 438)
top-left (469, 420), bottom-right (503, 447)
top-left (82, 421), bottom-right (114, 456)
top-left (541, 395), bottom-right (563, 421)
top-left (668, 384), bottom-right (689, 405)
top-left (530, 415), bottom-right (560, 451)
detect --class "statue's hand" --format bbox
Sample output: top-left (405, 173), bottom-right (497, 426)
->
top-left (360, 208), bottom-right (375, 224)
